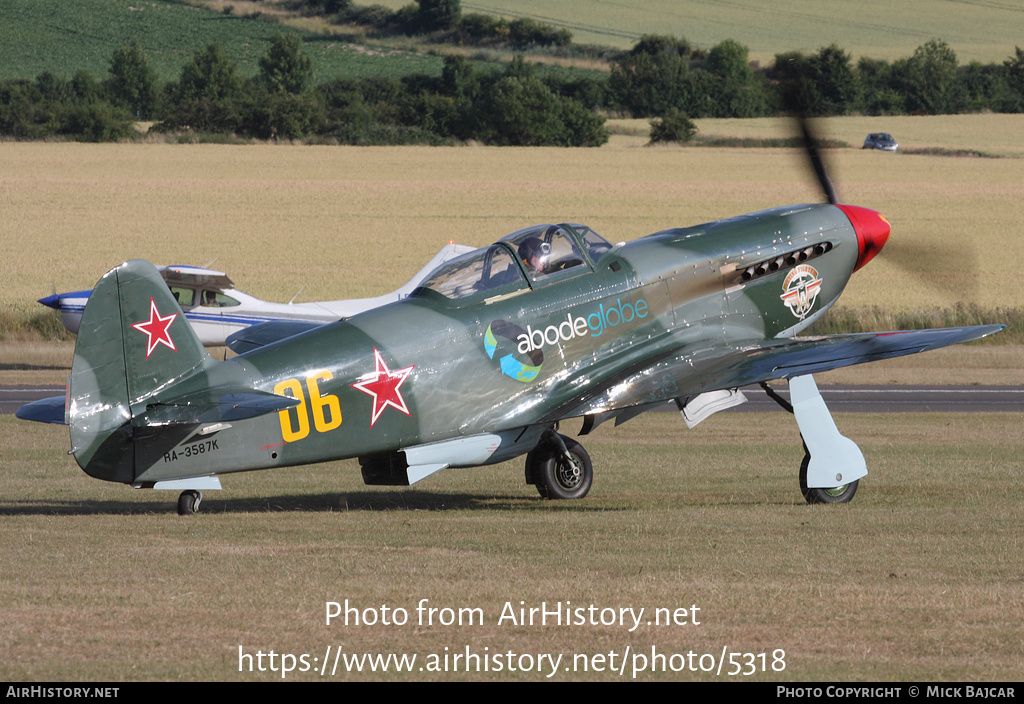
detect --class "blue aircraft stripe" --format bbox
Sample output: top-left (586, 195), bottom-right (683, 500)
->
top-left (183, 312), bottom-right (297, 326)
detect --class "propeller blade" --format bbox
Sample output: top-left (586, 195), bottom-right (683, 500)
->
top-left (799, 116), bottom-right (838, 205)
top-left (790, 115), bottom-right (978, 299)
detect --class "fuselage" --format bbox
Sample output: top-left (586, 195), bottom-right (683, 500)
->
top-left (133, 204), bottom-right (879, 484)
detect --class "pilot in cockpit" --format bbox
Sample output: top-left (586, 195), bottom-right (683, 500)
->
top-left (518, 237), bottom-right (552, 276)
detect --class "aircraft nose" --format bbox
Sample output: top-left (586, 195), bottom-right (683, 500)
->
top-left (837, 205), bottom-right (890, 271)
top-left (38, 293), bottom-right (61, 310)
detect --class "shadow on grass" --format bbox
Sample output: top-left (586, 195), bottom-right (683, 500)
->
top-left (0, 490), bottom-right (631, 516)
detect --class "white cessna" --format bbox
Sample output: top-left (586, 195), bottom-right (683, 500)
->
top-left (39, 243), bottom-right (474, 349)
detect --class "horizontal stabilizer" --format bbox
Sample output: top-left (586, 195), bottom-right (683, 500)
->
top-left (136, 388), bottom-right (300, 426)
top-left (16, 396), bottom-right (67, 425)
top-left (226, 320), bottom-right (325, 354)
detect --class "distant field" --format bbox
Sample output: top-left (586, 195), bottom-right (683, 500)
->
top-left (0, 0), bottom-right (444, 82)
top-left (4, 0), bottom-right (1021, 86)
top-left (613, 113), bottom-right (1024, 159)
top-left (2, 114), bottom-right (1022, 318)
top-left (418, 0), bottom-right (1024, 63)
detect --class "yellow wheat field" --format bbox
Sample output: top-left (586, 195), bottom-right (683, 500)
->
top-left (1, 115), bottom-right (1022, 315)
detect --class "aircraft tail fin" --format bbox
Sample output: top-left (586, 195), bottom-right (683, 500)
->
top-left (68, 259), bottom-right (213, 483)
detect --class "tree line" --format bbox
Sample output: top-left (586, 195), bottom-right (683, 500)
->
top-left (617, 36), bottom-right (1024, 119)
top-left (0, 33), bottom-right (607, 146)
top-left (2, 2), bottom-right (1024, 145)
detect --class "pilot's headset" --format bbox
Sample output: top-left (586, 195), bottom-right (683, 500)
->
top-left (519, 237), bottom-right (551, 272)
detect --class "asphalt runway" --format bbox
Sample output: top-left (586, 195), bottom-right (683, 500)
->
top-left (4, 384), bottom-right (1023, 416)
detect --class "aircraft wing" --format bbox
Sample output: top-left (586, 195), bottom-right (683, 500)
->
top-left (549, 325), bottom-right (1005, 421)
top-left (159, 265), bottom-right (234, 290)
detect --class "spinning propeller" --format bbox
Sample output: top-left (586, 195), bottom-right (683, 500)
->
top-left (798, 116), bottom-right (890, 273)
top-left (796, 116), bottom-right (976, 299)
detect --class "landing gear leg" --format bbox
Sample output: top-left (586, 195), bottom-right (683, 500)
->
top-left (177, 490), bottom-right (203, 515)
top-left (525, 432), bottom-right (593, 500)
top-left (762, 376), bottom-right (867, 504)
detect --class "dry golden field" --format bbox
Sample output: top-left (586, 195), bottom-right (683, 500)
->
top-left (2, 114), bottom-right (1023, 318)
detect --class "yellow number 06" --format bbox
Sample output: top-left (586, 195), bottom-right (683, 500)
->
top-left (274, 371), bottom-right (342, 442)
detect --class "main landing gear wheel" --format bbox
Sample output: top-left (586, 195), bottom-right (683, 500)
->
top-left (525, 434), bottom-right (593, 500)
top-left (799, 454), bottom-right (858, 504)
top-left (177, 490), bottom-right (203, 515)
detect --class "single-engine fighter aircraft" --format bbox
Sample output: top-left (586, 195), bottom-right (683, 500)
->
top-left (37, 243), bottom-right (474, 347)
top-left (18, 132), bottom-right (1003, 514)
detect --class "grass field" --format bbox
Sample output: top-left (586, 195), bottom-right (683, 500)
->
top-left (2, 411), bottom-right (1022, 681)
top-left (372, 0), bottom-right (1024, 64)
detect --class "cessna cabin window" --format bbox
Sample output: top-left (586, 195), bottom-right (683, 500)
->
top-left (417, 245), bottom-right (526, 301)
top-left (501, 225), bottom-right (587, 282)
top-left (200, 291), bottom-right (240, 307)
top-left (169, 286), bottom-right (195, 307)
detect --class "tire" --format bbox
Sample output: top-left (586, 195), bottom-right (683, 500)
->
top-left (799, 454), bottom-right (858, 504)
top-left (177, 490), bottom-right (202, 515)
top-left (532, 435), bottom-right (593, 500)
top-left (524, 449), bottom-right (543, 486)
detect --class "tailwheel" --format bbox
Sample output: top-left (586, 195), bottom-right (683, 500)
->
top-left (799, 454), bottom-right (858, 504)
top-left (526, 434), bottom-right (593, 500)
top-left (177, 489), bottom-right (203, 515)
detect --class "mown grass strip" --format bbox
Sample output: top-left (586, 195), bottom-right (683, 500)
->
top-left (808, 304), bottom-right (1022, 343)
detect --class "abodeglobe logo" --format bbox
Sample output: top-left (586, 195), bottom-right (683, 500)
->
top-left (515, 297), bottom-right (649, 354)
top-left (484, 320), bottom-right (543, 383)
top-left (485, 298), bottom-right (649, 383)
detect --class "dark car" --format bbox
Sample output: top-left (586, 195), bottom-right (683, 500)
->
top-left (863, 133), bottom-right (898, 152)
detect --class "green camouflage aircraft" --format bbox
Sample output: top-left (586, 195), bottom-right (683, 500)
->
top-left (18, 137), bottom-right (1003, 514)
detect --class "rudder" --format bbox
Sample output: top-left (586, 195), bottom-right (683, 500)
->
top-left (69, 259), bottom-right (212, 483)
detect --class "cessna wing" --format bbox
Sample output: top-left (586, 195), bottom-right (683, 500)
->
top-left (161, 264), bottom-right (234, 290)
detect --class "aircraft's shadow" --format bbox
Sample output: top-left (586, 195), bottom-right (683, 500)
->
top-left (0, 490), bottom-right (627, 516)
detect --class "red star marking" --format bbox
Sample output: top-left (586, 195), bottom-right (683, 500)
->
top-left (132, 297), bottom-right (178, 359)
top-left (351, 348), bottom-right (415, 427)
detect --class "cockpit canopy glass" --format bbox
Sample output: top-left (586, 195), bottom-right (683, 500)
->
top-left (501, 224), bottom-right (590, 282)
top-left (569, 224), bottom-right (614, 262)
top-left (414, 224), bottom-right (613, 302)
top-left (416, 245), bottom-right (526, 301)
